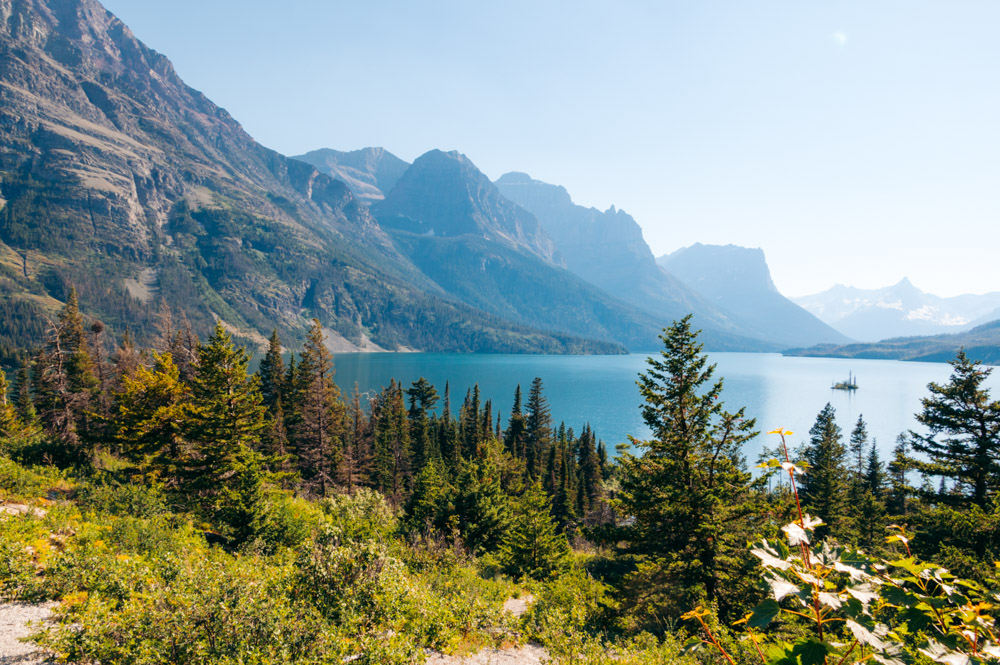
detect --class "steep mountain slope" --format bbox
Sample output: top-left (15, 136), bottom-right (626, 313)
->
top-left (493, 172), bottom-right (740, 335)
top-left (375, 153), bottom-right (776, 352)
top-left (292, 147), bottom-right (409, 203)
top-left (792, 279), bottom-right (1000, 342)
top-left (784, 320), bottom-right (1000, 364)
top-left (0, 0), bottom-right (618, 355)
top-left (659, 244), bottom-right (851, 348)
top-left (376, 151), bottom-right (561, 265)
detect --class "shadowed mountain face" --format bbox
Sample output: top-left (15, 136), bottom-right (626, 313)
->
top-left (373, 155), bottom-right (776, 352)
top-left (493, 172), bottom-right (748, 337)
top-left (792, 279), bottom-right (1000, 342)
top-left (375, 151), bottom-right (561, 265)
top-left (659, 244), bottom-right (851, 348)
top-left (0, 0), bottom-right (624, 354)
top-left (292, 147), bottom-right (410, 203)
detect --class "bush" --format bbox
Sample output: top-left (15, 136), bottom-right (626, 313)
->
top-left (317, 488), bottom-right (397, 545)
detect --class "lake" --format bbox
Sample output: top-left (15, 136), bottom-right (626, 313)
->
top-left (331, 352), bottom-right (1000, 461)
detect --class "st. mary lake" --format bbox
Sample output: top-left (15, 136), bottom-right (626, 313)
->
top-left (332, 352), bottom-right (1000, 460)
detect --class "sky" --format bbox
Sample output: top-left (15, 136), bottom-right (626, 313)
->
top-left (100, 1), bottom-right (1000, 298)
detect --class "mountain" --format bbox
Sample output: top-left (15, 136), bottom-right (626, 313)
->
top-left (374, 153), bottom-right (776, 352)
top-left (0, 0), bottom-right (622, 356)
top-left (784, 320), bottom-right (1000, 364)
top-left (292, 147), bottom-right (409, 204)
top-left (658, 244), bottom-right (851, 348)
top-left (792, 279), bottom-right (1000, 342)
top-left (376, 151), bottom-right (561, 265)
top-left (493, 172), bottom-right (751, 338)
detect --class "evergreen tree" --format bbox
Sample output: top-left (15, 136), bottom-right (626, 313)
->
top-left (888, 433), bottom-right (915, 516)
top-left (504, 384), bottom-right (527, 460)
top-left (289, 320), bottom-right (345, 495)
top-left (406, 377), bottom-right (439, 472)
top-left (525, 377), bottom-right (552, 479)
top-left (215, 444), bottom-right (273, 548)
top-left (848, 415), bottom-right (869, 481)
top-left (910, 350), bottom-right (1000, 509)
top-left (405, 459), bottom-right (451, 533)
top-left (614, 316), bottom-right (758, 620)
top-left (799, 403), bottom-right (850, 539)
top-left (185, 323), bottom-right (268, 500)
top-left (454, 453), bottom-right (511, 552)
top-left (0, 368), bottom-right (22, 440)
top-left (372, 379), bottom-right (411, 504)
top-left (340, 384), bottom-right (372, 492)
top-left (14, 359), bottom-right (36, 424)
top-left (258, 329), bottom-right (285, 412)
top-left (500, 481), bottom-right (569, 580)
top-left (866, 440), bottom-right (885, 494)
top-left (115, 352), bottom-right (190, 484)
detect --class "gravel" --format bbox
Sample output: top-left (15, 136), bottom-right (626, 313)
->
top-left (425, 644), bottom-right (549, 664)
top-left (0, 602), bottom-right (57, 665)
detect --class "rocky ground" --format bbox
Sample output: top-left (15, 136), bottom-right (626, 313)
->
top-left (0, 602), bottom-right (56, 665)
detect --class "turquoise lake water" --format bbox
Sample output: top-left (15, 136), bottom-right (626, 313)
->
top-left (331, 352), bottom-right (1000, 461)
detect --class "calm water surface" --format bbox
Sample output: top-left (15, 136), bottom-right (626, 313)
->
top-left (332, 352), bottom-right (1000, 460)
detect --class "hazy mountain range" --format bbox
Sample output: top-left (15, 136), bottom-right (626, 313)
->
top-left (658, 245), bottom-right (850, 348)
top-left (792, 279), bottom-right (1000, 342)
top-left (0, 0), bottom-right (937, 358)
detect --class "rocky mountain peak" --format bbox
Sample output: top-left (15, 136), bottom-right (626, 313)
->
top-left (373, 151), bottom-right (560, 264)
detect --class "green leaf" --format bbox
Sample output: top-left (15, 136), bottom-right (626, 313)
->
top-left (747, 598), bottom-right (781, 629)
top-left (790, 638), bottom-right (835, 665)
top-left (846, 619), bottom-right (886, 650)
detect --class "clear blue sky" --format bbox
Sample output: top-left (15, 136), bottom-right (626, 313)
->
top-left (101, 0), bottom-right (1000, 298)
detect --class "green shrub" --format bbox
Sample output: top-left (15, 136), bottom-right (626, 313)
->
top-left (318, 488), bottom-right (397, 544)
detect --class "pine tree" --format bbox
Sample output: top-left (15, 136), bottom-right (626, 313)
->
top-left (406, 377), bottom-right (438, 472)
top-left (888, 434), bottom-right (915, 516)
top-left (504, 384), bottom-right (527, 460)
top-left (372, 379), bottom-right (411, 504)
top-left (215, 444), bottom-right (273, 548)
top-left (405, 459), bottom-right (451, 533)
top-left (0, 369), bottom-right (22, 440)
top-left (14, 359), bottom-right (36, 425)
top-left (525, 377), bottom-right (552, 478)
top-left (289, 320), bottom-right (345, 495)
top-left (866, 440), bottom-right (885, 494)
top-left (454, 455), bottom-right (511, 553)
top-left (848, 415), bottom-right (869, 481)
top-left (340, 384), bottom-right (372, 492)
top-left (799, 403), bottom-right (850, 539)
top-left (614, 315), bottom-right (758, 619)
top-left (185, 323), bottom-right (268, 501)
top-left (258, 329), bottom-right (285, 412)
top-left (500, 481), bottom-right (569, 580)
top-left (115, 352), bottom-right (190, 484)
top-left (910, 350), bottom-right (1000, 509)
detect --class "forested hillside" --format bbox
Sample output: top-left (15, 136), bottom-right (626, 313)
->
top-left (2, 299), bottom-right (999, 664)
top-left (0, 0), bottom-right (625, 358)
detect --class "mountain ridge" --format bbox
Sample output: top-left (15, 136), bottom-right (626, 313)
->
top-left (659, 244), bottom-right (851, 348)
top-left (792, 279), bottom-right (1000, 342)
top-left (0, 0), bottom-right (626, 356)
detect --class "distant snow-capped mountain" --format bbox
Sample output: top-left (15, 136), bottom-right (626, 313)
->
top-left (792, 279), bottom-right (1000, 342)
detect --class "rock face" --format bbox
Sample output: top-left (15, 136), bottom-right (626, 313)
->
top-left (659, 244), bottom-right (850, 348)
top-left (0, 0), bottom-right (624, 354)
top-left (376, 151), bottom-right (561, 265)
top-left (292, 147), bottom-right (410, 203)
top-left (374, 156), bottom-right (773, 352)
top-left (494, 172), bottom-right (772, 342)
top-left (792, 279), bottom-right (1000, 342)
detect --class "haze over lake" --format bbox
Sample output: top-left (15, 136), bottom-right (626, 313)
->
top-left (333, 352), bottom-right (1000, 461)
